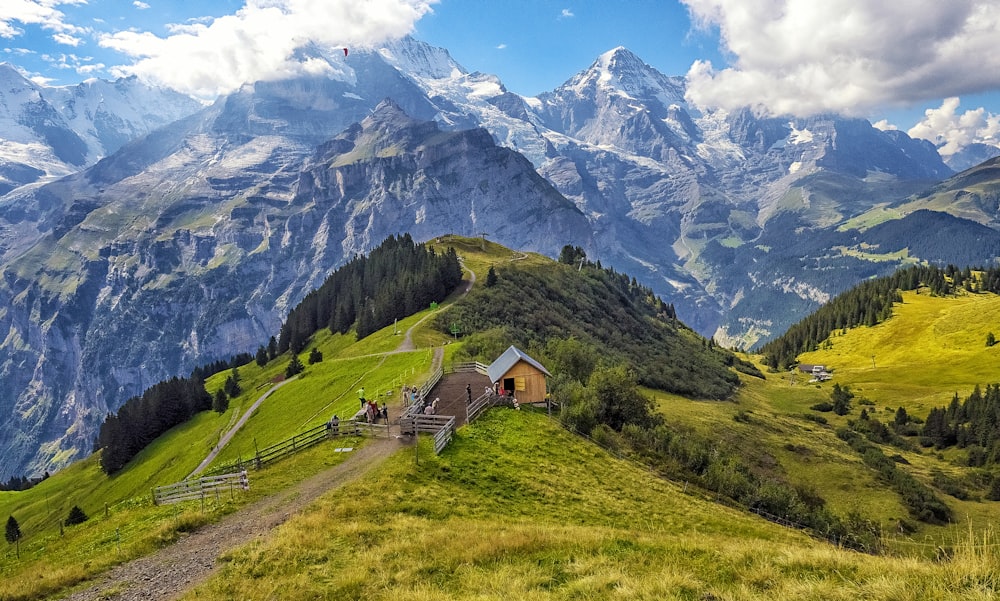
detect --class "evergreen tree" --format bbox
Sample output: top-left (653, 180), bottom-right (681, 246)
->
top-left (308, 347), bottom-right (323, 364)
top-left (285, 355), bottom-right (304, 378)
top-left (267, 336), bottom-right (278, 360)
top-left (65, 505), bottom-right (88, 526)
top-left (255, 345), bottom-right (268, 367)
top-left (5, 515), bottom-right (21, 544)
top-left (212, 389), bottom-right (229, 414)
top-left (831, 384), bottom-right (854, 416)
top-left (485, 265), bottom-right (498, 288)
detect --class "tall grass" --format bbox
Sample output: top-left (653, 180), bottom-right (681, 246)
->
top-left (187, 410), bottom-right (1000, 600)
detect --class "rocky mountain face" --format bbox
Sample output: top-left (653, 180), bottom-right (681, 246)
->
top-left (1, 38), bottom-right (995, 479)
top-left (0, 63), bottom-right (201, 197)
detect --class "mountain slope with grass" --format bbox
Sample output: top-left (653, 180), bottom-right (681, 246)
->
top-left (4, 237), bottom-right (1000, 599)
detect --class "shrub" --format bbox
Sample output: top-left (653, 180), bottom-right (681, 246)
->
top-left (810, 402), bottom-right (834, 412)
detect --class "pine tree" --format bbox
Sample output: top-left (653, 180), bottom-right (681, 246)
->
top-left (267, 336), bottom-right (278, 360)
top-left (65, 505), bottom-right (88, 526)
top-left (485, 265), bottom-right (498, 288)
top-left (5, 515), bottom-right (21, 544)
top-left (285, 354), bottom-right (304, 378)
top-left (212, 389), bottom-right (229, 414)
top-left (255, 345), bottom-right (268, 367)
top-left (308, 348), bottom-right (323, 364)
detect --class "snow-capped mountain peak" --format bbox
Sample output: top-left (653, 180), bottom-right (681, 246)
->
top-left (377, 35), bottom-right (466, 81)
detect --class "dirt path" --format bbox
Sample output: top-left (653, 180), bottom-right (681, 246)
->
top-left (60, 435), bottom-right (404, 601)
top-left (396, 257), bottom-right (475, 352)
top-left (188, 377), bottom-right (298, 479)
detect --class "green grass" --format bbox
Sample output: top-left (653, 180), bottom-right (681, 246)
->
top-left (186, 410), bottom-right (1000, 600)
top-left (0, 307), bottom-right (443, 600)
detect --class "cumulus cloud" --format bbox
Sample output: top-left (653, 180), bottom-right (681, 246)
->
top-left (682, 0), bottom-right (1000, 118)
top-left (496, 43), bottom-right (506, 50)
top-left (560, 8), bottom-right (574, 18)
top-left (0, 0), bottom-right (87, 38)
top-left (907, 97), bottom-right (1000, 156)
top-left (99, 0), bottom-right (437, 99)
top-left (133, 1), bottom-right (150, 9)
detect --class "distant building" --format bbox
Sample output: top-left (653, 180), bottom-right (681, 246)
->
top-left (797, 364), bottom-right (831, 381)
top-left (486, 345), bottom-right (551, 404)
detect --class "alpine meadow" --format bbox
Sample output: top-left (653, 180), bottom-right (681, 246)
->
top-left (3, 4), bottom-right (1000, 599)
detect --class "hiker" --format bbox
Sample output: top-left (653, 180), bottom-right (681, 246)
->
top-left (380, 404), bottom-right (388, 423)
top-left (466, 383), bottom-right (472, 404)
top-left (358, 386), bottom-right (366, 408)
top-left (329, 414), bottom-right (340, 437)
top-left (485, 385), bottom-right (492, 397)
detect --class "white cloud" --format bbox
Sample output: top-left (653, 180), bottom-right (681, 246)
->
top-left (133, 1), bottom-right (150, 9)
top-left (871, 119), bottom-right (897, 132)
top-left (52, 31), bottom-right (82, 46)
top-left (0, 0), bottom-right (87, 38)
top-left (99, 0), bottom-right (437, 99)
top-left (559, 8), bottom-right (574, 18)
top-left (907, 97), bottom-right (1000, 156)
top-left (682, 0), bottom-right (1000, 118)
top-left (496, 43), bottom-right (506, 50)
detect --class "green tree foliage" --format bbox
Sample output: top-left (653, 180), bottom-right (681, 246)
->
top-left (558, 244), bottom-right (588, 266)
top-left (190, 353), bottom-right (253, 383)
top-left (484, 265), bottom-right (498, 288)
top-left (95, 377), bottom-right (211, 474)
top-left (65, 505), bottom-right (88, 526)
top-left (831, 383), bottom-right (854, 416)
top-left (278, 234), bottom-right (462, 349)
top-left (267, 336), bottom-right (278, 360)
top-left (308, 347), bottom-right (323, 364)
top-left (212, 388), bottom-right (229, 414)
top-left (545, 337), bottom-right (598, 385)
top-left (443, 260), bottom-right (755, 399)
top-left (285, 354), bottom-right (304, 379)
top-left (5, 515), bottom-right (21, 544)
top-left (589, 365), bottom-right (659, 431)
top-left (223, 367), bottom-right (241, 398)
top-left (255, 345), bottom-right (268, 367)
top-left (988, 332), bottom-right (997, 347)
top-left (920, 384), bottom-right (1000, 466)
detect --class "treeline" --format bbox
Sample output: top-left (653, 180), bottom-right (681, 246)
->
top-left (922, 384), bottom-right (1000, 468)
top-left (190, 352), bottom-right (253, 382)
top-left (95, 377), bottom-right (211, 474)
top-left (0, 472), bottom-right (49, 492)
top-left (445, 252), bottom-right (760, 400)
top-left (278, 234), bottom-right (462, 353)
top-left (759, 264), bottom-right (983, 369)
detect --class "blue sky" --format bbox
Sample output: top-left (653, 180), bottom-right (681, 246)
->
top-left (2, 0), bottom-right (999, 156)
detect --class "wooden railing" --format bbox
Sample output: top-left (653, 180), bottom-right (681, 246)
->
top-left (450, 361), bottom-right (489, 375)
top-left (204, 418), bottom-right (385, 477)
top-left (466, 391), bottom-right (499, 423)
top-left (153, 471), bottom-right (249, 505)
top-left (398, 414), bottom-right (455, 455)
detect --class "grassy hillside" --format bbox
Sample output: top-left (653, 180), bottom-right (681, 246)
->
top-left (5, 235), bottom-right (1000, 599)
top-left (187, 409), bottom-right (999, 600)
top-left (660, 287), bottom-right (1000, 548)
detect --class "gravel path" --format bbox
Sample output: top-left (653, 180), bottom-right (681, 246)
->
top-left (60, 435), bottom-right (404, 601)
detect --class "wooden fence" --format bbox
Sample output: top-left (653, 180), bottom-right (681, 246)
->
top-left (153, 471), bottom-right (249, 506)
top-left (450, 361), bottom-right (489, 375)
top-left (466, 391), bottom-right (500, 423)
top-left (204, 418), bottom-right (386, 477)
top-left (399, 414), bottom-right (456, 455)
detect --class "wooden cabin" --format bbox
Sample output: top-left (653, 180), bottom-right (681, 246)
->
top-left (486, 345), bottom-right (551, 404)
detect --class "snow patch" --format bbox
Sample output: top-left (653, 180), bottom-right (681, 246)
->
top-left (789, 124), bottom-right (814, 144)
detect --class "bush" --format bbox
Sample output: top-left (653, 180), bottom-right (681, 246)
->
top-left (810, 402), bottom-right (834, 412)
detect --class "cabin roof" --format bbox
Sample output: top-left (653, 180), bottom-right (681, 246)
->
top-left (486, 345), bottom-right (551, 383)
